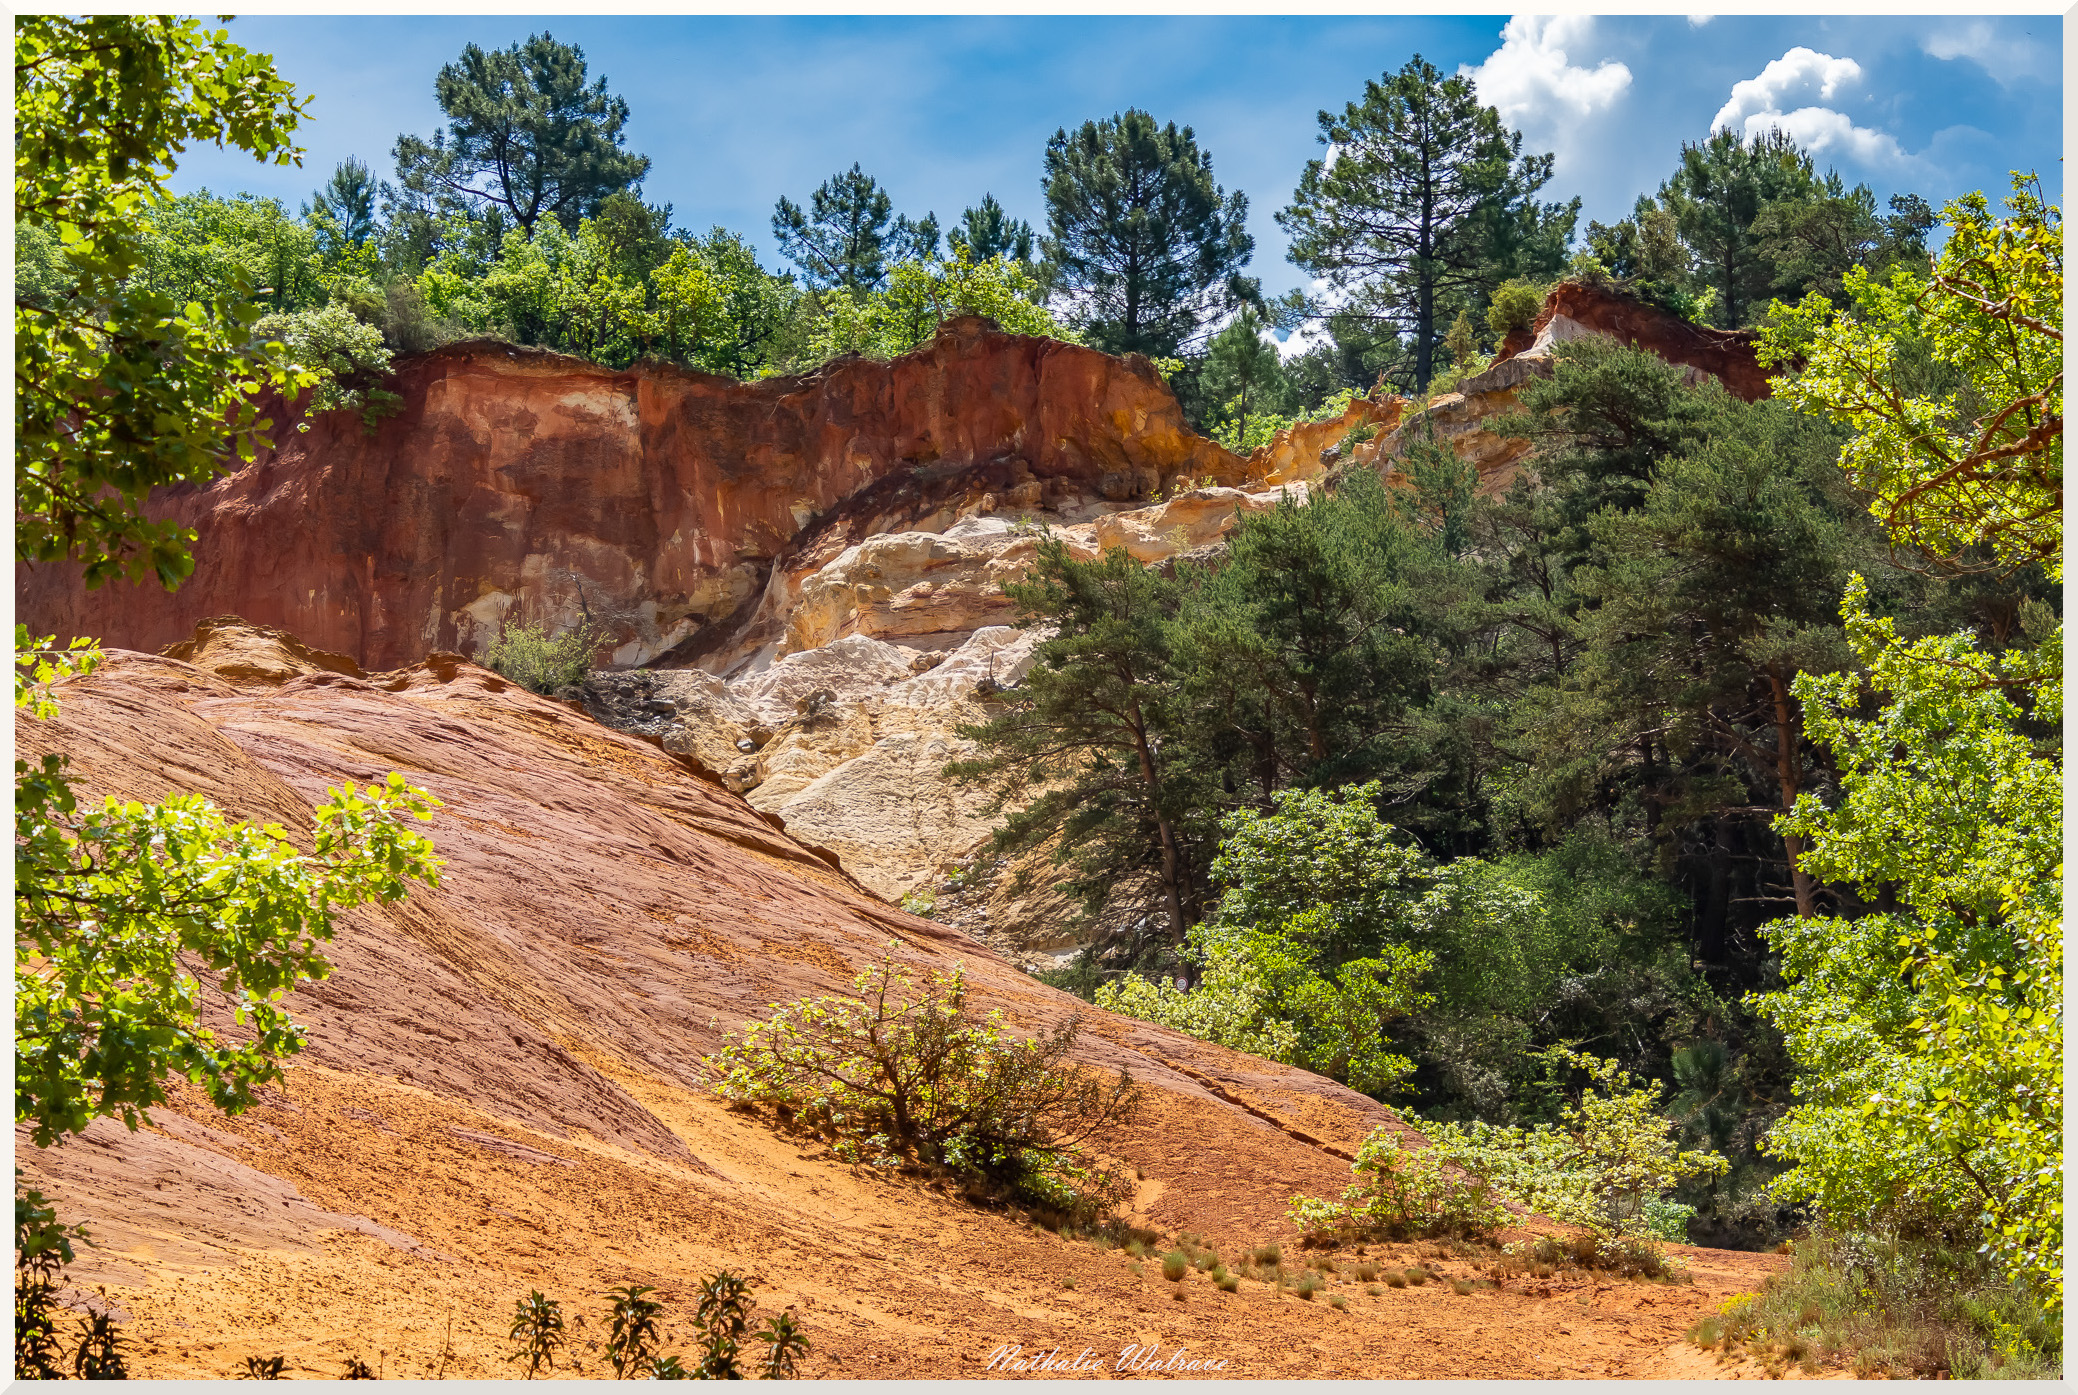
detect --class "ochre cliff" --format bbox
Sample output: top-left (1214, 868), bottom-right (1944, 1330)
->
top-left (17, 318), bottom-right (1249, 673)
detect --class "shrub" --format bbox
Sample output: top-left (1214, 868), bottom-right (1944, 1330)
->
top-left (1385, 1272), bottom-right (1406, 1289)
top-left (1354, 1262), bottom-right (1378, 1282)
top-left (241, 1354), bottom-right (286, 1378)
top-left (1329, 1293), bottom-right (1347, 1310)
top-left (1451, 1278), bottom-right (1473, 1295)
top-left (1252, 1243), bottom-right (1282, 1268)
top-left (708, 946), bottom-right (1142, 1226)
top-left (1295, 1275), bottom-right (1319, 1300)
top-left (1486, 278), bottom-right (1548, 338)
top-left (1161, 1251), bottom-right (1188, 1282)
top-left (757, 1312), bottom-right (811, 1380)
top-left (483, 618), bottom-right (604, 695)
top-left (1403, 1268), bottom-right (1427, 1286)
top-left (1288, 1127), bottom-right (1508, 1243)
top-left (1216, 1273), bottom-right (1239, 1294)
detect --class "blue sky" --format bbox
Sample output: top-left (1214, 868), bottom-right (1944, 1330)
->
top-left (174, 15), bottom-right (2062, 302)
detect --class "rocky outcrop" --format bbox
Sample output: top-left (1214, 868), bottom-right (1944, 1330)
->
top-left (17, 318), bottom-right (1249, 674)
top-left (1365, 278), bottom-right (1770, 488)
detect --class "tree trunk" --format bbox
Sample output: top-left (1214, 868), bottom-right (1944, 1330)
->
top-left (1767, 667), bottom-right (1816, 918)
top-left (1126, 696), bottom-right (1190, 946)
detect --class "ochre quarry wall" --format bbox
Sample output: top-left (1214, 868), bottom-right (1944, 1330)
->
top-left (17, 319), bottom-right (1247, 672)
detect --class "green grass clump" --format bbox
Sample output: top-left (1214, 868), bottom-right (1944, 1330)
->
top-left (1385, 1272), bottom-right (1407, 1289)
top-left (1451, 1278), bottom-right (1473, 1295)
top-left (1216, 1273), bottom-right (1239, 1294)
top-left (1294, 1275), bottom-right (1320, 1300)
top-left (1366, 1284), bottom-right (1384, 1297)
top-left (1328, 1294), bottom-right (1347, 1311)
top-left (1354, 1262), bottom-right (1378, 1282)
top-left (1160, 1251), bottom-right (1188, 1282)
top-left (1403, 1268), bottom-right (1427, 1287)
top-left (1253, 1243), bottom-right (1282, 1268)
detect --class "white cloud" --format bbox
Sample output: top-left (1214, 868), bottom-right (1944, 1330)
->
top-left (1687, 15), bottom-right (1713, 28)
top-left (1708, 47), bottom-right (1920, 174)
top-left (1710, 47), bottom-right (1862, 132)
top-left (1923, 21), bottom-right (2052, 85)
top-left (1466, 16), bottom-right (1633, 142)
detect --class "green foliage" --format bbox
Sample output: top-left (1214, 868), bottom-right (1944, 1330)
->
top-left (756, 1311), bottom-right (811, 1380)
top-left (15, 15), bottom-right (315, 590)
top-left (1758, 175), bottom-right (2062, 579)
top-left (1655, 129), bottom-right (1824, 329)
top-left (1277, 55), bottom-right (1575, 390)
top-left (1287, 1126), bottom-right (1509, 1242)
top-left (506, 1290), bottom-right (565, 1378)
top-left (14, 752), bottom-right (444, 1147)
top-left (805, 247), bottom-right (1073, 361)
top-left (950, 193), bottom-right (1035, 267)
top-left (1201, 308), bottom-right (1294, 451)
top-left (948, 536), bottom-right (1207, 944)
top-left (1699, 1228), bottom-right (2061, 1379)
top-left (1040, 108), bottom-right (1257, 358)
top-left (393, 32), bottom-right (649, 237)
top-left (16, 628), bottom-right (442, 1148)
top-left (241, 1353), bottom-right (287, 1379)
top-left (253, 303), bottom-right (398, 424)
top-left (482, 618), bottom-right (603, 695)
top-left (707, 947), bottom-right (1142, 1223)
top-left (1754, 581), bottom-right (2061, 1313)
top-left (1486, 277), bottom-right (1547, 337)
top-left (15, 1171), bottom-right (90, 1379)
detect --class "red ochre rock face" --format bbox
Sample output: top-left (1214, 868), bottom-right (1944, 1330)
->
top-left (17, 285), bottom-right (1768, 677)
top-left (17, 318), bottom-right (1249, 673)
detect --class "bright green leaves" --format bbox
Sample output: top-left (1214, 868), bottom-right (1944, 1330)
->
top-left (13, 759), bottom-right (443, 1148)
top-left (15, 16), bottom-right (316, 590)
top-left (805, 247), bottom-right (1072, 362)
top-left (1754, 576), bottom-right (2062, 1314)
top-left (1759, 176), bottom-right (2062, 580)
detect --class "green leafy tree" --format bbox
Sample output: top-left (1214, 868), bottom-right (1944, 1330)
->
top-left (1759, 176), bottom-right (2062, 578)
top-left (506, 1291), bottom-right (565, 1379)
top-left (708, 948), bottom-right (1141, 1216)
top-left (15, 735), bottom-right (443, 1147)
top-left (1277, 56), bottom-right (1575, 390)
top-left (805, 247), bottom-right (1074, 361)
top-left (1199, 307), bottom-right (1292, 452)
top-left (772, 163), bottom-right (936, 294)
top-left (1753, 177), bottom-right (2063, 1318)
top-left (14, 12), bottom-right (446, 1168)
top-left (393, 32), bottom-right (649, 237)
top-left (15, 15), bottom-right (312, 590)
top-left (483, 617), bottom-right (604, 695)
top-left (1039, 108), bottom-right (1257, 358)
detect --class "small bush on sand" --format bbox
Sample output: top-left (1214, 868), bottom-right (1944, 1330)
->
top-left (708, 946), bottom-right (1143, 1227)
top-left (1161, 1251), bottom-right (1188, 1282)
top-left (507, 1291), bottom-right (565, 1378)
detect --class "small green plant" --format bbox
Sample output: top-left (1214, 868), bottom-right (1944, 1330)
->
top-left (897, 886), bottom-right (937, 917)
top-left (1124, 1240), bottom-right (1147, 1260)
top-left (240, 1354), bottom-right (287, 1378)
top-left (1451, 1278), bottom-right (1473, 1296)
top-left (1215, 1271), bottom-right (1238, 1293)
top-left (691, 1270), bottom-right (754, 1379)
top-left (646, 1355), bottom-right (691, 1379)
top-left (1385, 1272), bottom-right (1406, 1289)
top-left (1160, 1251), bottom-right (1188, 1282)
top-left (483, 617), bottom-right (604, 695)
top-left (15, 1174), bottom-right (86, 1380)
top-left (757, 1313), bottom-right (811, 1380)
top-left (1403, 1268), bottom-right (1427, 1287)
top-left (1329, 1293), bottom-right (1347, 1310)
top-left (1366, 1284), bottom-right (1384, 1297)
top-left (507, 1290), bottom-right (565, 1378)
top-left (1295, 1274), bottom-right (1320, 1300)
top-left (71, 1295), bottom-right (129, 1379)
top-left (342, 1355), bottom-right (377, 1379)
top-left (603, 1283), bottom-right (664, 1379)
top-left (1354, 1262), bottom-right (1378, 1282)
top-left (1253, 1243), bottom-right (1282, 1268)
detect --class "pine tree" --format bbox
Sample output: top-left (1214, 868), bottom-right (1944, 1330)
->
top-left (391, 32), bottom-right (649, 238)
top-left (772, 164), bottom-right (936, 294)
top-left (949, 193), bottom-right (1035, 265)
top-left (1278, 56), bottom-right (1572, 391)
top-left (1655, 128), bottom-right (1822, 328)
top-left (1040, 109), bottom-right (1257, 358)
